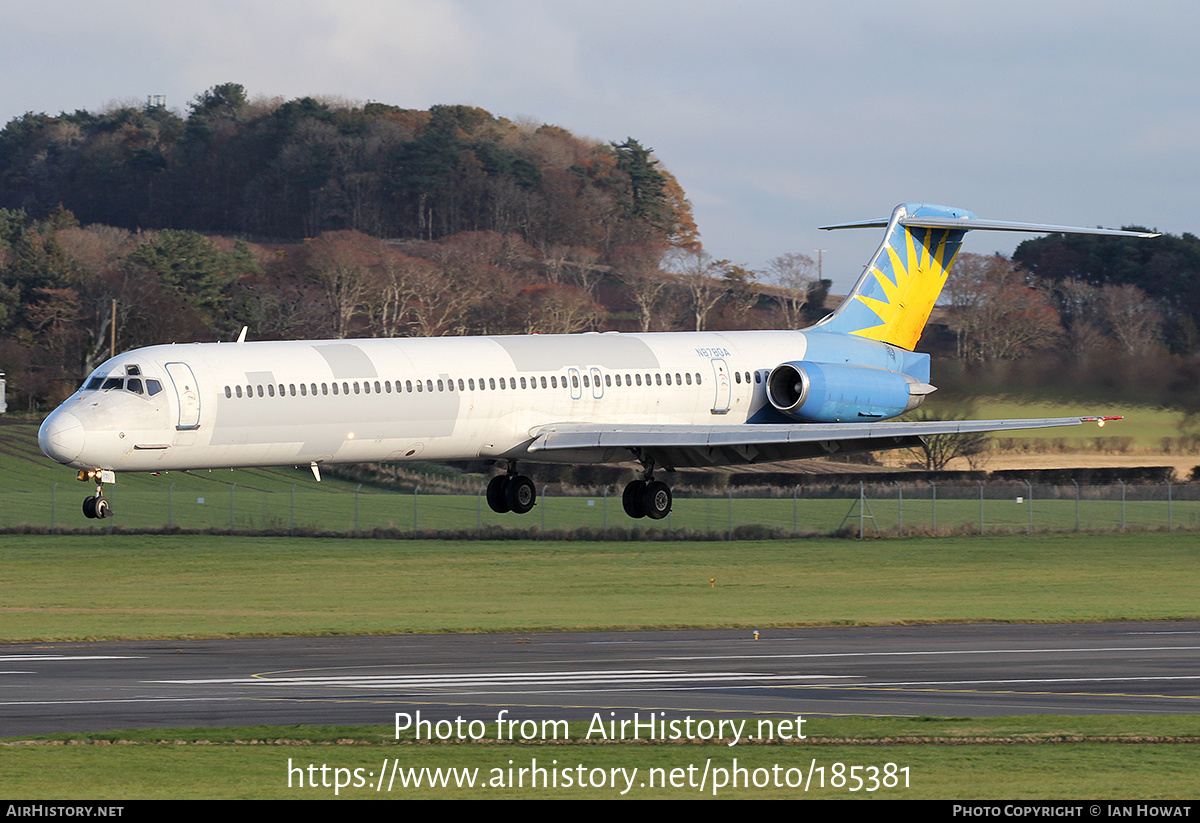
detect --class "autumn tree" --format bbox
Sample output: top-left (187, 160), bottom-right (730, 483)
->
top-left (945, 253), bottom-right (1062, 361)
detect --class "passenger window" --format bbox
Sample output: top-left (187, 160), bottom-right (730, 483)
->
top-left (469, 378), bottom-right (475, 391)
top-left (635, 374), bottom-right (642, 386)
top-left (333, 383), bottom-right (340, 395)
top-left (686, 373), bottom-right (692, 385)
top-left (268, 384), bottom-right (275, 397)
top-left (755, 371), bottom-right (762, 384)
top-left (437, 379), bottom-right (444, 392)
top-left (416, 381), bottom-right (423, 393)
top-left (257, 385), bottom-right (264, 397)
top-left (406, 380), bottom-right (413, 392)
top-left (551, 376), bottom-right (557, 389)
top-left (225, 386), bottom-right (232, 398)
top-left (300, 384), bottom-right (307, 396)
top-left (426, 380), bottom-right (433, 392)
top-left (489, 378), bottom-right (496, 390)
top-left (606, 374), bottom-right (612, 387)
top-left (540, 376), bottom-right (547, 388)
top-left (289, 384), bottom-right (296, 396)
top-left (236, 386), bottom-right (243, 398)
top-left (583, 375), bottom-right (589, 388)
top-left (665, 374), bottom-right (672, 386)
top-left (655, 374), bottom-right (662, 386)
top-left (458, 379), bottom-right (465, 391)
top-left (356, 382), bottom-right (362, 394)
top-left (572, 375), bottom-right (580, 389)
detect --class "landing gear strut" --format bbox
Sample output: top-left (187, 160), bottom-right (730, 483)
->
top-left (486, 464), bottom-right (537, 515)
top-left (621, 456), bottom-right (672, 520)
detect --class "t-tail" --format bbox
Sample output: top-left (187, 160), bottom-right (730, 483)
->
top-left (808, 202), bottom-right (1160, 352)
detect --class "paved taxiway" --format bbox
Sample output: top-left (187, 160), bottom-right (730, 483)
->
top-left (2, 621), bottom-right (1199, 736)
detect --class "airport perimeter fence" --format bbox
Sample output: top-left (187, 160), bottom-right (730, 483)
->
top-left (5, 477), bottom-right (1200, 539)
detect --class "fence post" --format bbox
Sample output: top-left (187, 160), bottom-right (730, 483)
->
top-left (858, 481), bottom-right (865, 540)
top-left (1167, 478), bottom-right (1173, 532)
top-left (603, 485), bottom-right (609, 541)
top-left (1119, 479), bottom-right (1126, 532)
top-left (1025, 479), bottom-right (1033, 534)
top-left (728, 487), bottom-right (733, 541)
top-left (977, 480), bottom-right (984, 536)
top-left (1072, 479), bottom-right (1079, 533)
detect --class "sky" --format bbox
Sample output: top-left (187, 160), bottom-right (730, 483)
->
top-left (2, 0), bottom-right (1196, 291)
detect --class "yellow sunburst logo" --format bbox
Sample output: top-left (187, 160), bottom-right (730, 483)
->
top-left (851, 227), bottom-right (959, 350)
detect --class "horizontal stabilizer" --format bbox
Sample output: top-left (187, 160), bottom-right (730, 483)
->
top-left (821, 215), bottom-right (1159, 238)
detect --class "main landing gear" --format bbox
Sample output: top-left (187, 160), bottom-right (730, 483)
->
top-left (485, 459), bottom-right (673, 520)
top-left (486, 465), bottom-right (537, 515)
top-left (621, 477), bottom-right (672, 520)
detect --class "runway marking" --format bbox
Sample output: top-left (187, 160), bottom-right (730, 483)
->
top-left (153, 670), bottom-right (855, 688)
top-left (0, 656), bottom-right (142, 661)
top-left (664, 645), bottom-right (1200, 661)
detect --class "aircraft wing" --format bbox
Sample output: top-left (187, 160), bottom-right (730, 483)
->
top-left (526, 417), bottom-right (1111, 468)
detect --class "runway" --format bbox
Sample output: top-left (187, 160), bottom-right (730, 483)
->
top-left (2, 621), bottom-right (1199, 736)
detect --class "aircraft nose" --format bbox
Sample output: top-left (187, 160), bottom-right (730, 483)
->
top-left (39, 410), bottom-right (86, 465)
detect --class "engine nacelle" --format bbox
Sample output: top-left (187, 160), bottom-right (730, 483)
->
top-left (765, 361), bottom-right (932, 423)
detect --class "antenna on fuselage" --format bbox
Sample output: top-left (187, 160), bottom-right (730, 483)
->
top-left (236, 326), bottom-right (248, 344)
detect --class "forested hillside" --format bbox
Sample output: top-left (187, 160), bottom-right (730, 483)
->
top-left (3, 83), bottom-right (1199, 423)
top-left (0, 85), bottom-right (835, 411)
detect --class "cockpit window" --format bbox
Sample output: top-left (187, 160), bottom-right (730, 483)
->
top-left (86, 377), bottom-right (104, 391)
top-left (101, 377), bottom-right (124, 391)
top-left (127, 379), bottom-right (144, 395)
top-left (146, 379), bottom-right (162, 396)
top-left (125, 365), bottom-right (141, 376)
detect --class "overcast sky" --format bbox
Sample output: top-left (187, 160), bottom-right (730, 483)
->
top-left (2, 0), bottom-right (1195, 290)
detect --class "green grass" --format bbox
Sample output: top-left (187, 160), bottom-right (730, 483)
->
top-left (925, 396), bottom-right (1189, 449)
top-left (5, 718), bottom-right (1199, 799)
top-left (2, 531), bottom-right (1198, 641)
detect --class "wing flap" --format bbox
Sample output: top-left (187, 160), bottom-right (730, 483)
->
top-left (528, 417), bottom-right (1097, 453)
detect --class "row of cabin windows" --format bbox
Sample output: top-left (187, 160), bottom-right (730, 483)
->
top-left (222, 371), bottom-right (708, 400)
top-left (735, 370), bottom-right (763, 384)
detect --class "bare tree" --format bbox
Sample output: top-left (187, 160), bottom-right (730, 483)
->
top-left (614, 245), bottom-right (669, 332)
top-left (1098, 283), bottom-right (1162, 356)
top-left (664, 247), bottom-right (725, 331)
top-left (945, 253), bottom-right (1062, 361)
top-left (764, 252), bottom-right (818, 328)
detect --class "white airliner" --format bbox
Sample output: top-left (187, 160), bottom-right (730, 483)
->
top-left (38, 203), bottom-right (1156, 520)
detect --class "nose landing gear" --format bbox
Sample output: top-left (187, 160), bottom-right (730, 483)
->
top-left (78, 469), bottom-right (114, 519)
top-left (82, 493), bottom-right (112, 519)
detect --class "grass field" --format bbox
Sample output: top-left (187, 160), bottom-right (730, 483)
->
top-left (6, 417), bottom-right (1200, 800)
top-left (4, 717), bottom-right (1200, 799)
top-left (2, 531), bottom-right (1197, 640)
